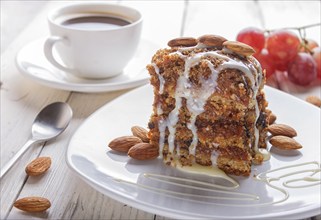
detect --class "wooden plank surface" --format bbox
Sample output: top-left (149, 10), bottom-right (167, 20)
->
top-left (1, 2), bottom-right (70, 219)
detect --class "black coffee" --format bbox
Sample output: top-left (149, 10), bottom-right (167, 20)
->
top-left (61, 15), bottom-right (130, 30)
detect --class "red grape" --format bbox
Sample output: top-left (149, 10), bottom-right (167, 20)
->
top-left (266, 30), bottom-right (300, 68)
top-left (312, 47), bottom-right (321, 79)
top-left (274, 60), bottom-right (289, 71)
top-left (237, 27), bottom-right (265, 55)
top-left (254, 49), bottom-right (276, 78)
top-left (287, 52), bottom-right (317, 85)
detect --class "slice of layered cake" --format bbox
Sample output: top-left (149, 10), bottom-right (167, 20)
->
top-left (147, 35), bottom-right (268, 176)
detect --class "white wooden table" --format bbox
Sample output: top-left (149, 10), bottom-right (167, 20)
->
top-left (1, 1), bottom-right (320, 219)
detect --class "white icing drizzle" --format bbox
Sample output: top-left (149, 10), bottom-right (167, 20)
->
top-left (154, 47), bottom-right (263, 164)
top-left (258, 148), bottom-right (271, 161)
top-left (113, 161), bottom-right (320, 207)
top-left (175, 161), bottom-right (238, 187)
top-left (144, 172), bottom-right (239, 190)
top-left (114, 176), bottom-right (258, 206)
top-left (152, 63), bottom-right (165, 94)
top-left (211, 150), bottom-right (218, 165)
top-left (158, 119), bottom-right (166, 157)
top-left (256, 161), bottom-right (321, 189)
top-left (152, 63), bottom-right (164, 116)
top-left (167, 96), bottom-right (182, 153)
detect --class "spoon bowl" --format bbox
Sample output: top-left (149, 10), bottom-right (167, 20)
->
top-left (31, 102), bottom-right (73, 141)
top-left (0, 102), bottom-right (73, 179)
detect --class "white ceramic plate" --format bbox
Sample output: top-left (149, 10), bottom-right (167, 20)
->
top-left (66, 85), bottom-right (320, 219)
top-left (16, 38), bottom-right (159, 93)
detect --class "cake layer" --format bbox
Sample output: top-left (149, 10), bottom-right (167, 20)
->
top-left (217, 156), bottom-right (251, 176)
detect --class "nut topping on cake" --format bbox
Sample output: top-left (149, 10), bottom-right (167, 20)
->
top-left (198, 34), bottom-right (227, 47)
top-left (223, 40), bottom-right (256, 56)
top-left (167, 37), bottom-right (198, 47)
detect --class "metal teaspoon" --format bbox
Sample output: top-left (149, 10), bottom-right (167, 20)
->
top-left (0, 102), bottom-right (73, 179)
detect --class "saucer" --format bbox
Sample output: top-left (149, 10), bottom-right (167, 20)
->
top-left (16, 38), bottom-right (159, 93)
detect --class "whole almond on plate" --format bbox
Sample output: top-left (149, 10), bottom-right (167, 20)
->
top-left (128, 143), bottom-right (159, 160)
top-left (168, 37), bottom-right (198, 47)
top-left (305, 95), bottom-right (321, 107)
top-left (269, 135), bottom-right (302, 150)
top-left (198, 34), bottom-right (227, 47)
top-left (25, 157), bottom-right (51, 176)
top-left (267, 124), bottom-right (297, 137)
top-left (223, 41), bottom-right (255, 56)
top-left (108, 136), bottom-right (142, 153)
top-left (268, 112), bottom-right (277, 125)
top-left (14, 196), bottom-right (51, 212)
top-left (131, 126), bottom-right (149, 142)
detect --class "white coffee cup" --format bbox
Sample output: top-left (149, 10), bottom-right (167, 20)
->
top-left (44, 3), bottom-right (143, 79)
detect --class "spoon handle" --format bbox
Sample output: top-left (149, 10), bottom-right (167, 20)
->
top-left (0, 139), bottom-right (37, 179)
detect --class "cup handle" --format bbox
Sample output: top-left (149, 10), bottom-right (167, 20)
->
top-left (44, 36), bottom-right (74, 72)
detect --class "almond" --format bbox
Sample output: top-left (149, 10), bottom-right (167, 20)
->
top-left (108, 136), bottom-right (142, 153)
top-left (268, 112), bottom-right (277, 125)
top-left (198, 34), bottom-right (227, 47)
top-left (305, 95), bottom-right (321, 107)
top-left (128, 143), bottom-right (159, 160)
top-left (269, 135), bottom-right (302, 150)
top-left (14, 197), bottom-right (51, 212)
top-left (168, 37), bottom-right (198, 47)
top-left (131, 126), bottom-right (149, 142)
top-left (267, 124), bottom-right (297, 137)
top-left (266, 109), bottom-right (276, 124)
top-left (266, 109), bottom-right (272, 114)
top-left (223, 41), bottom-right (255, 56)
top-left (25, 157), bottom-right (51, 176)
